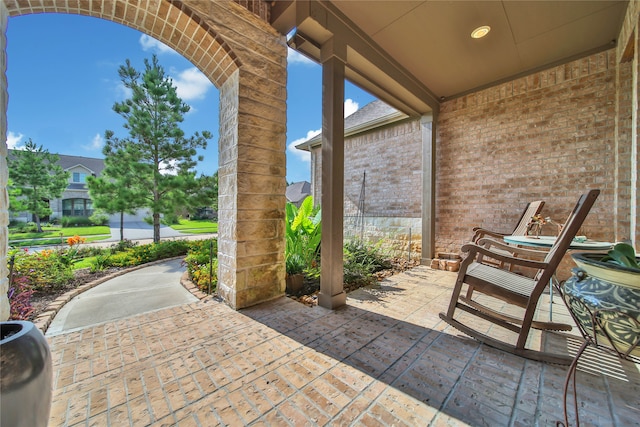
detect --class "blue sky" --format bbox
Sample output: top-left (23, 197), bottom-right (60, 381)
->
top-left (6, 13), bottom-right (377, 184)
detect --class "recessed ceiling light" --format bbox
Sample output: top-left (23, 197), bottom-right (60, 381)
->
top-left (471, 25), bottom-right (491, 39)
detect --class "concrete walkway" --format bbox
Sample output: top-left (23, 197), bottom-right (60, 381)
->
top-left (46, 259), bottom-right (198, 336)
top-left (45, 265), bottom-right (640, 426)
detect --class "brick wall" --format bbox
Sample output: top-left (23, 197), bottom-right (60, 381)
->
top-left (436, 50), bottom-right (623, 278)
top-left (311, 118), bottom-right (423, 257)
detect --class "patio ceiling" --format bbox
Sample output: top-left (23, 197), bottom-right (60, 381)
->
top-left (271, 0), bottom-right (629, 116)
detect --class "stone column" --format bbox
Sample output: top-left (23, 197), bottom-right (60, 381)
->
top-left (318, 38), bottom-right (346, 309)
top-left (216, 68), bottom-right (287, 309)
top-left (421, 115), bottom-right (436, 264)
top-left (0, 0), bottom-right (9, 321)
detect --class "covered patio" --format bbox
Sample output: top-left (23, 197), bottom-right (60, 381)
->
top-left (1, 0), bottom-right (639, 424)
top-left (46, 266), bottom-right (639, 426)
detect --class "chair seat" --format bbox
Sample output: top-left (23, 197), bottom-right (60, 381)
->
top-left (466, 262), bottom-right (536, 299)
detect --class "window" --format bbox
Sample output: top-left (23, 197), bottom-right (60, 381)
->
top-left (62, 198), bottom-right (93, 217)
top-left (72, 172), bottom-right (87, 183)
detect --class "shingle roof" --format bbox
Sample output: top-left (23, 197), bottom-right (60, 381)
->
top-left (8, 150), bottom-right (105, 176)
top-left (295, 100), bottom-right (407, 151)
top-left (57, 154), bottom-right (105, 175)
top-left (286, 181), bottom-right (311, 204)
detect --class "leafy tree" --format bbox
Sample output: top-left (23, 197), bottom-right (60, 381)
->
top-left (104, 55), bottom-right (213, 243)
top-left (87, 142), bottom-right (145, 241)
top-left (8, 140), bottom-right (69, 232)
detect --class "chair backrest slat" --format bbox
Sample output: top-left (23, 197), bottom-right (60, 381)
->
top-left (539, 190), bottom-right (600, 282)
top-left (511, 200), bottom-right (545, 236)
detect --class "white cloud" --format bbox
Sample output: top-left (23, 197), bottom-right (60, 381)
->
top-left (287, 99), bottom-right (360, 162)
top-left (344, 99), bottom-right (359, 117)
top-left (287, 129), bottom-right (319, 163)
top-left (288, 48), bottom-right (315, 66)
top-left (85, 133), bottom-right (104, 151)
top-left (139, 34), bottom-right (176, 55)
top-left (159, 159), bottom-right (179, 176)
top-left (115, 80), bottom-right (131, 100)
top-left (171, 67), bottom-right (212, 102)
top-left (7, 131), bottom-right (24, 149)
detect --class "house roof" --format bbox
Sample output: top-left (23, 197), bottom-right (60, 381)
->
top-left (57, 154), bottom-right (105, 175)
top-left (295, 100), bottom-right (407, 151)
top-left (8, 149), bottom-right (105, 176)
top-left (286, 181), bottom-right (311, 204)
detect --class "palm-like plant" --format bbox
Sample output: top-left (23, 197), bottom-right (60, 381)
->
top-left (285, 196), bottom-right (321, 276)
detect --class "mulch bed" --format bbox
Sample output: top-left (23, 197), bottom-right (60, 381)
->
top-left (27, 267), bottom-right (125, 321)
top-left (288, 257), bottom-right (421, 307)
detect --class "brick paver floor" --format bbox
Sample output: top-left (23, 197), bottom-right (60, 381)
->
top-left (46, 265), bottom-right (640, 426)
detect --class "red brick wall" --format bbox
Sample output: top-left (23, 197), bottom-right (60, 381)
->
top-left (436, 50), bottom-right (621, 276)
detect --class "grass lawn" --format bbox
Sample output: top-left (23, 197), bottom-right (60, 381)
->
top-left (10, 235), bottom-right (111, 248)
top-left (9, 225), bottom-right (112, 247)
top-left (171, 219), bottom-right (218, 234)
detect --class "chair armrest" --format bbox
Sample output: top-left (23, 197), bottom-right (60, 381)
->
top-left (477, 237), bottom-right (549, 259)
top-left (471, 227), bottom-right (508, 243)
top-left (461, 242), bottom-right (549, 270)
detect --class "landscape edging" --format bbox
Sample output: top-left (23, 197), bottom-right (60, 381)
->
top-left (32, 255), bottom-right (205, 334)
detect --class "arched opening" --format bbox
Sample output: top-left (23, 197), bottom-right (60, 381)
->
top-left (0, 0), bottom-right (288, 318)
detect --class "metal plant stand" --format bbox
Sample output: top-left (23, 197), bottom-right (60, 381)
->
top-left (558, 284), bottom-right (640, 427)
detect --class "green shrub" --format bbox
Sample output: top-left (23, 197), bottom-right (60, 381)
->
top-left (61, 216), bottom-right (92, 227)
top-left (89, 211), bottom-right (110, 226)
top-left (21, 222), bottom-right (38, 233)
top-left (161, 213), bottom-right (181, 225)
top-left (189, 259), bottom-right (218, 293)
top-left (110, 239), bottom-right (138, 252)
top-left (104, 250), bottom-right (137, 267)
top-left (90, 251), bottom-right (111, 272)
top-left (10, 249), bottom-right (74, 291)
top-left (343, 240), bottom-right (391, 287)
top-left (184, 239), bottom-right (218, 293)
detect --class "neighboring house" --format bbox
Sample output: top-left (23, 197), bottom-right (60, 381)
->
top-left (296, 100), bottom-right (423, 259)
top-left (285, 181), bottom-right (311, 207)
top-left (9, 151), bottom-right (105, 222)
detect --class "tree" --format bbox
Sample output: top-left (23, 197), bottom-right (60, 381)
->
top-left (8, 140), bottom-right (69, 232)
top-left (7, 178), bottom-right (27, 214)
top-left (87, 142), bottom-right (145, 241)
top-left (104, 55), bottom-right (213, 243)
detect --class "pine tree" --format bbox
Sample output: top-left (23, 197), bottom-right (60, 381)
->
top-left (87, 139), bottom-right (145, 241)
top-left (8, 140), bottom-right (69, 232)
top-left (102, 55), bottom-right (213, 243)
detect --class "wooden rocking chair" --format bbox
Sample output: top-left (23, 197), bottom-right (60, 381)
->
top-left (439, 189), bottom-right (600, 365)
top-left (471, 200), bottom-right (545, 243)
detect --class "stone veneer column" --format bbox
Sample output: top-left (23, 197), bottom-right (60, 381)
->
top-left (217, 66), bottom-right (287, 309)
top-left (0, 1), bottom-right (8, 321)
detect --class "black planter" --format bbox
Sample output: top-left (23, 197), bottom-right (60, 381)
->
top-left (1, 321), bottom-right (53, 427)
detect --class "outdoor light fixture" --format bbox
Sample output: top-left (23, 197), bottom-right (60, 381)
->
top-left (471, 25), bottom-right (491, 39)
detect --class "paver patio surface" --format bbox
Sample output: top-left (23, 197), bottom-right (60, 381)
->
top-left (46, 265), bottom-right (640, 426)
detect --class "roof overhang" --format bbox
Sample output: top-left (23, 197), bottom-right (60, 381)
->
top-left (274, 0), bottom-right (439, 117)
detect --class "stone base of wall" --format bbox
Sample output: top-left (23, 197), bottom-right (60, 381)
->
top-left (344, 216), bottom-right (421, 260)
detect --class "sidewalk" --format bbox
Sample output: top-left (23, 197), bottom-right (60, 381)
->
top-left (45, 258), bottom-right (198, 336)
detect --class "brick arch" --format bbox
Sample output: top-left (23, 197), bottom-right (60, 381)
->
top-left (4, 0), bottom-right (240, 89)
top-left (0, 0), bottom-right (288, 319)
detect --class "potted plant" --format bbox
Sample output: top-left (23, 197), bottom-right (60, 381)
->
top-left (1, 320), bottom-right (53, 427)
top-left (562, 242), bottom-right (640, 358)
